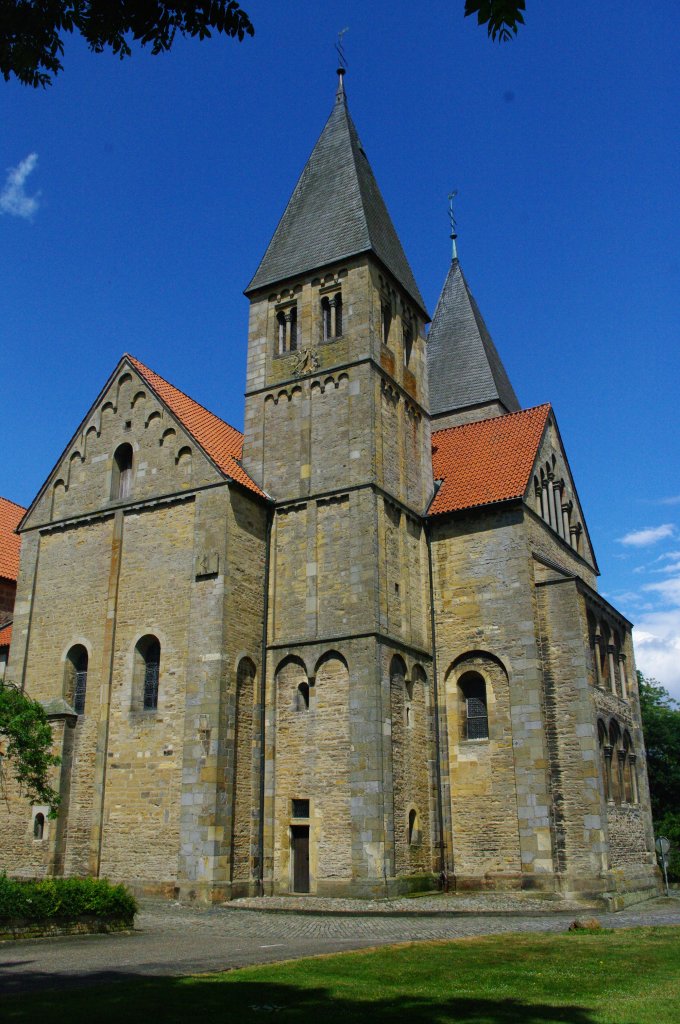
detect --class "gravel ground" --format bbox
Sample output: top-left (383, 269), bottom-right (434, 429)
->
top-left (1, 894), bottom-right (678, 997)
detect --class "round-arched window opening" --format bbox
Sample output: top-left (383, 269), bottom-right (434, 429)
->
top-left (134, 634), bottom-right (161, 711)
top-left (64, 644), bottom-right (88, 714)
top-left (33, 813), bottom-right (45, 840)
top-left (112, 443), bottom-right (133, 500)
top-left (408, 808), bottom-right (418, 846)
top-left (297, 682), bottom-right (310, 711)
top-left (458, 671), bottom-right (489, 740)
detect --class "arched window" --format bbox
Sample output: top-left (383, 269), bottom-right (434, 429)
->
top-left (112, 443), bottom-right (133, 500)
top-left (458, 671), bottom-right (489, 740)
top-left (408, 808), bottom-right (418, 846)
top-left (277, 311), bottom-right (286, 355)
top-left (321, 296), bottom-right (331, 341)
top-left (598, 719), bottom-right (610, 801)
top-left (33, 813), bottom-right (45, 840)
top-left (64, 644), bottom-right (88, 715)
top-left (289, 305), bottom-right (298, 352)
top-left (403, 318), bottom-right (414, 367)
top-left (297, 681), bottom-right (310, 711)
top-left (381, 302), bottom-right (392, 346)
top-left (609, 719), bottom-right (622, 803)
top-left (334, 294), bottom-right (342, 337)
top-left (134, 635), bottom-right (161, 711)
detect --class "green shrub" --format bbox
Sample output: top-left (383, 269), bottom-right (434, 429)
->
top-left (0, 874), bottom-right (137, 923)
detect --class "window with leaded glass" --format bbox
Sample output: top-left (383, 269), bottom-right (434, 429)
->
top-left (458, 671), bottom-right (489, 740)
top-left (64, 644), bottom-right (88, 715)
top-left (133, 635), bottom-right (161, 712)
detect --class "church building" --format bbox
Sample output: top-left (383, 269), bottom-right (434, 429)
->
top-left (1, 73), bottom-right (658, 901)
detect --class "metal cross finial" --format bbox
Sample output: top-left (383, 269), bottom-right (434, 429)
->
top-left (335, 27), bottom-right (349, 71)
top-left (448, 190), bottom-right (459, 260)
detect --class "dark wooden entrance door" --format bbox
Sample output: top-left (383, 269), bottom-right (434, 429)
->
top-left (291, 825), bottom-right (310, 892)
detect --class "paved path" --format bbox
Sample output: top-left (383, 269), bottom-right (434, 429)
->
top-left (1, 896), bottom-right (679, 996)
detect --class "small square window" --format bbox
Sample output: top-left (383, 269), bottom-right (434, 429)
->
top-left (292, 798), bottom-right (310, 819)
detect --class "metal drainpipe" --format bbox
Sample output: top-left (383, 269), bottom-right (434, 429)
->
top-left (257, 505), bottom-right (273, 896)
top-left (425, 518), bottom-right (447, 878)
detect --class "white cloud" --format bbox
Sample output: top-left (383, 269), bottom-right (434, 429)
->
top-left (659, 495), bottom-right (680, 506)
top-left (0, 152), bottom-right (41, 219)
top-left (634, 609), bottom-right (680, 702)
top-left (642, 575), bottom-right (680, 605)
top-left (617, 523), bottom-right (675, 547)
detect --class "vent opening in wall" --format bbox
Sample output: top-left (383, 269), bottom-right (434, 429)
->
top-left (292, 798), bottom-right (310, 818)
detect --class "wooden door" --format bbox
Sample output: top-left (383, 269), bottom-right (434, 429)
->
top-left (291, 826), bottom-right (310, 892)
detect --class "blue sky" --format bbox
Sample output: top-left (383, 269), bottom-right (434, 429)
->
top-left (2, 2), bottom-right (679, 696)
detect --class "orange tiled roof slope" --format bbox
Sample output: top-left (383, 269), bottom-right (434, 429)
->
top-left (430, 404), bottom-right (551, 516)
top-left (126, 355), bottom-right (265, 498)
top-left (0, 497), bottom-right (26, 581)
top-left (0, 623), bottom-right (11, 650)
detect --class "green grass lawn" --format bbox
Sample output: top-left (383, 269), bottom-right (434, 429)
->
top-left (3, 927), bottom-right (679, 1024)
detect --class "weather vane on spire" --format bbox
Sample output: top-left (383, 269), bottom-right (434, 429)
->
top-left (448, 190), bottom-right (459, 260)
top-left (336, 27), bottom-right (349, 71)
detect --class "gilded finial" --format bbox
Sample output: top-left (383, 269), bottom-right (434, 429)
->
top-left (448, 191), bottom-right (459, 261)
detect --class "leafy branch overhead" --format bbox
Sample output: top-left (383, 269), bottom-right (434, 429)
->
top-left (0, 680), bottom-right (60, 814)
top-left (464, 1), bottom-right (526, 43)
top-left (1, 1), bottom-right (255, 88)
top-left (2, 2), bottom-right (529, 89)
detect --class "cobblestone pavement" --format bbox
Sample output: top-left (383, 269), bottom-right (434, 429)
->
top-left (1, 896), bottom-right (679, 996)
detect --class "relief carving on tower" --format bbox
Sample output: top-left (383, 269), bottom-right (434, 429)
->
top-left (292, 346), bottom-right (320, 377)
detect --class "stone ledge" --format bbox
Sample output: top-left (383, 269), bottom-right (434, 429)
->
top-left (0, 917), bottom-right (134, 942)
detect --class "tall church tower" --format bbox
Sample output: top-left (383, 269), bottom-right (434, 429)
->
top-left (241, 72), bottom-right (438, 895)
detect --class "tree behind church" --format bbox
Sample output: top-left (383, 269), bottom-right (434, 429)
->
top-left (638, 671), bottom-right (680, 879)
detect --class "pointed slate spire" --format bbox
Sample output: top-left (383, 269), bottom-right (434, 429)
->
top-left (427, 259), bottom-right (520, 420)
top-left (246, 74), bottom-right (427, 317)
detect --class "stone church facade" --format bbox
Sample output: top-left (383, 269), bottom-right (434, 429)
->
top-left (1, 74), bottom-right (658, 901)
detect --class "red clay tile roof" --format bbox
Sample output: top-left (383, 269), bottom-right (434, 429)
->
top-left (0, 622), bottom-right (11, 650)
top-left (0, 497), bottom-right (25, 581)
top-left (126, 355), bottom-right (265, 498)
top-left (430, 404), bottom-right (551, 516)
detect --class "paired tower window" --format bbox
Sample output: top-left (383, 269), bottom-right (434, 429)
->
top-left (321, 293), bottom-right (342, 340)
top-left (599, 718), bottom-right (638, 805)
top-left (276, 305), bottom-right (298, 354)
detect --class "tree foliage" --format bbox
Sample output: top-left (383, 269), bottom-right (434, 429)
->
top-left (1, 1), bottom-right (254, 88)
top-left (638, 671), bottom-right (680, 879)
top-left (464, 1), bottom-right (526, 43)
top-left (0, 680), bottom-right (60, 814)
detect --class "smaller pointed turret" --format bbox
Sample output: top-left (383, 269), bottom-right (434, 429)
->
top-left (427, 259), bottom-right (520, 428)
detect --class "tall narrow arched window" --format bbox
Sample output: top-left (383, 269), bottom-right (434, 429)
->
top-left (321, 296), bottom-right (331, 341)
top-left (297, 681), bottom-right (310, 711)
top-left (334, 294), bottom-right (342, 337)
top-left (33, 813), bottom-right (45, 840)
top-left (408, 808), bottom-right (418, 846)
top-left (277, 311), bottom-right (286, 355)
top-left (609, 719), bottom-right (622, 803)
top-left (458, 671), bottom-right (489, 740)
top-left (289, 305), bottom-right (298, 352)
top-left (598, 719), bottom-right (610, 801)
top-left (381, 302), bottom-right (392, 346)
top-left (133, 635), bottom-right (161, 711)
top-left (64, 644), bottom-right (89, 714)
top-left (112, 443), bottom-right (133, 500)
top-left (403, 318), bottom-right (414, 367)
